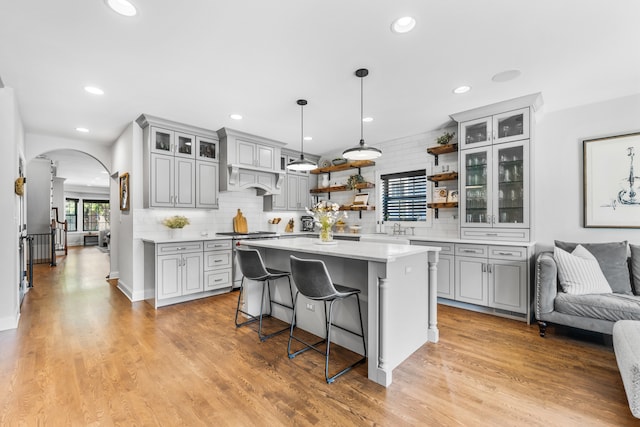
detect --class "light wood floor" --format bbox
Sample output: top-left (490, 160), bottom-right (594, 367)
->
top-left (0, 246), bottom-right (637, 426)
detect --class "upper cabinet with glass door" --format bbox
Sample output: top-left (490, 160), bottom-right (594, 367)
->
top-left (460, 107), bottom-right (530, 150)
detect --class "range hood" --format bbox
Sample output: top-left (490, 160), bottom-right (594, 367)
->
top-left (217, 127), bottom-right (286, 195)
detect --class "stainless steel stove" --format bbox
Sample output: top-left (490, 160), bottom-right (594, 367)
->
top-left (216, 231), bottom-right (279, 288)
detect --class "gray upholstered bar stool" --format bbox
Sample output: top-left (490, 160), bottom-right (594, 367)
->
top-left (288, 255), bottom-right (367, 383)
top-left (235, 247), bottom-right (294, 341)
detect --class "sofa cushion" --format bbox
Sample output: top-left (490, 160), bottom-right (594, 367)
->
top-left (555, 240), bottom-right (632, 295)
top-left (554, 245), bottom-right (612, 295)
top-left (555, 293), bottom-right (640, 323)
top-left (631, 244), bottom-right (640, 295)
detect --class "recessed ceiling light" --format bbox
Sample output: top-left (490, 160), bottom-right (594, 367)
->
top-left (303, 136), bottom-right (312, 141)
top-left (492, 69), bottom-right (522, 83)
top-left (229, 114), bottom-right (243, 120)
top-left (453, 85), bottom-right (471, 94)
top-left (84, 86), bottom-right (104, 95)
top-left (105, 0), bottom-right (137, 17)
top-left (362, 117), bottom-right (374, 123)
top-left (391, 16), bottom-right (416, 34)
top-left (76, 127), bottom-right (89, 133)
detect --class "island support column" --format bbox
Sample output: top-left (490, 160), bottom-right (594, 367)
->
top-left (428, 251), bottom-right (439, 343)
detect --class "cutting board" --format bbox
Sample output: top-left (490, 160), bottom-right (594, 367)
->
top-left (233, 209), bottom-right (248, 233)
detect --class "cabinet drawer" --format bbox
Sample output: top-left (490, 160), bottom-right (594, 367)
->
top-left (414, 241), bottom-right (454, 254)
top-left (204, 251), bottom-right (231, 270)
top-left (204, 240), bottom-right (232, 251)
top-left (455, 244), bottom-right (488, 258)
top-left (204, 270), bottom-right (231, 290)
top-left (488, 245), bottom-right (528, 261)
top-left (461, 228), bottom-right (530, 242)
top-left (157, 241), bottom-right (203, 255)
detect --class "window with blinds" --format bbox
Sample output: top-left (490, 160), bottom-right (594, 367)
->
top-left (381, 169), bottom-right (427, 221)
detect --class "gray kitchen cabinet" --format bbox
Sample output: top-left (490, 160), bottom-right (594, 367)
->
top-left (144, 239), bottom-right (233, 308)
top-left (203, 240), bottom-right (232, 291)
top-left (156, 242), bottom-right (204, 300)
top-left (237, 139), bottom-right (275, 170)
top-left (451, 93), bottom-right (542, 242)
top-left (196, 161), bottom-right (218, 209)
top-left (453, 243), bottom-right (528, 315)
top-left (138, 114), bottom-right (219, 209)
top-left (263, 149), bottom-right (318, 212)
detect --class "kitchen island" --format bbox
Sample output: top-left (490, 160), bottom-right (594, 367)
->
top-left (239, 237), bottom-right (440, 387)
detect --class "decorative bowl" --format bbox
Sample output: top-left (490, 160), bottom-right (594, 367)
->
top-left (332, 158), bottom-right (347, 166)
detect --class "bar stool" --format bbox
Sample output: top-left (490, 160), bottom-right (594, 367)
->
top-left (235, 247), bottom-right (294, 341)
top-left (288, 255), bottom-right (367, 383)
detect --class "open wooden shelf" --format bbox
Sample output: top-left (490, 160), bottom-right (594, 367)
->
top-left (310, 160), bottom-right (375, 174)
top-left (310, 182), bottom-right (374, 194)
top-left (426, 143), bottom-right (458, 156)
top-left (427, 143), bottom-right (458, 166)
top-left (428, 202), bottom-right (458, 209)
top-left (339, 205), bottom-right (375, 211)
top-left (427, 172), bottom-right (458, 183)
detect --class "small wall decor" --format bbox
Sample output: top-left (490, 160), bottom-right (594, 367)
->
top-left (583, 132), bottom-right (640, 227)
top-left (119, 173), bottom-right (130, 211)
top-left (14, 176), bottom-right (25, 196)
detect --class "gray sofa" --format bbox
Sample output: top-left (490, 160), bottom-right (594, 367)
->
top-left (535, 241), bottom-right (640, 337)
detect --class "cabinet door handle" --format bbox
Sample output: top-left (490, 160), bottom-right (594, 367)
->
top-left (175, 247), bottom-right (185, 251)
top-left (486, 233), bottom-right (498, 236)
top-left (214, 278), bottom-right (223, 282)
top-left (462, 249), bottom-right (480, 253)
top-left (214, 259), bottom-right (223, 263)
top-left (496, 251), bottom-right (514, 256)
top-left (482, 263), bottom-right (486, 272)
top-left (488, 264), bottom-right (493, 273)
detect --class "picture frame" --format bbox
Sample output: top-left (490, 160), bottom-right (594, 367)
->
top-left (352, 193), bottom-right (369, 206)
top-left (119, 173), bottom-right (130, 211)
top-left (583, 132), bottom-right (640, 228)
top-left (447, 189), bottom-right (459, 203)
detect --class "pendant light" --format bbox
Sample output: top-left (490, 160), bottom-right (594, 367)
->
top-left (342, 68), bottom-right (382, 160)
top-left (287, 99), bottom-right (318, 171)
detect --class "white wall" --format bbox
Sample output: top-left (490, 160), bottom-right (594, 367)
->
top-left (25, 133), bottom-right (112, 172)
top-left (0, 88), bottom-right (24, 330)
top-left (534, 93), bottom-right (640, 251)
top-left (26, 158), bottom-right (52, 234)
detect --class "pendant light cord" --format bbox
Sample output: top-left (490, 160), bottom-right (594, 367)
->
top-left (360, 75), bottom-right (364, 143)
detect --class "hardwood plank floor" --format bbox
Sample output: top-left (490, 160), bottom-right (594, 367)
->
top-left (0, 246), bottom-right (637, 426)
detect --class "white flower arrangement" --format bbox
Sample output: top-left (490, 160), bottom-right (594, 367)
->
top-left (306, 201), bottom-right (347, 230)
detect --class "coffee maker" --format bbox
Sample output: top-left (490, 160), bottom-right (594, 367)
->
top-left (301, 215), bottom-right (315, 231)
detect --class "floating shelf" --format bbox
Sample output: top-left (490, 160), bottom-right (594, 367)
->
top-left (340, 205), bottom-right (375, 211)
top-left (426, 143), bottom-right (458, 166)
top-left (427, 172), bottom-right (459, 185)
top-left (427, 202), bottom-right (458, 219)
top-left (310, 182), bottom-right (374, 194)
top-left (310, 160), bottom-right (375, 174)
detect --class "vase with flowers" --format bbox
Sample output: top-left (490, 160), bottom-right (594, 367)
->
top-left (306, 200), bottom-right (347, 243)
top-left (163, 215), bottom-right (190, 239)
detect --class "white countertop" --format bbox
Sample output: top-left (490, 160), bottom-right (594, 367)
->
top-left (240, 236), bottom-right (440, 263)
top-left (140, 235), bottom-right (232, 244)
top-left (358, 234), bottom-right (537, 248)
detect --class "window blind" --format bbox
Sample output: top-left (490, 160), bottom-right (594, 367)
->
top-left (381, 169), bottom-right (427, 221)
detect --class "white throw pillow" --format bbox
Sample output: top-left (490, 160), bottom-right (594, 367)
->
top-left (554, 245), bottom-right (613, 295)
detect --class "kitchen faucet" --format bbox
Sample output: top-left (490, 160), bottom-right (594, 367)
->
top-left (392, 223), bottom-right (406, 235)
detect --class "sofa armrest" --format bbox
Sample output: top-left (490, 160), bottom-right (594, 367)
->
top-left (536, 252), bottom-right (558, 319)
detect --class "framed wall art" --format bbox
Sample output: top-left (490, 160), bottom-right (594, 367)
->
top-left (583, 132), bottom-right (640, 228)
top-left (119, 172), bottom-right (130, 211)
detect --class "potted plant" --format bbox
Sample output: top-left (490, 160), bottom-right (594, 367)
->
top-left (346, 174), bottom-right (365, 190)
top-left (436, 131), bottom-right (456, 146)
top-left (163, 215), bottom-right (190, 238)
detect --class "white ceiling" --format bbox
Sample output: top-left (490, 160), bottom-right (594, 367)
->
top-left (2, 0), bottom-right (640, 184)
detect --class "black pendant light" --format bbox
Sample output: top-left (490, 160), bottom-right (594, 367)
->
top-left (287, 99), bottom-right (317, 171)
top-left (342, 68), bottom-right (382, 160)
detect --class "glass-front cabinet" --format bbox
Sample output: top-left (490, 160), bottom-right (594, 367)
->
top-left (460, 107), bottom-right (530, 150)
top-left (459, 139), bottom-right (530, 233)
